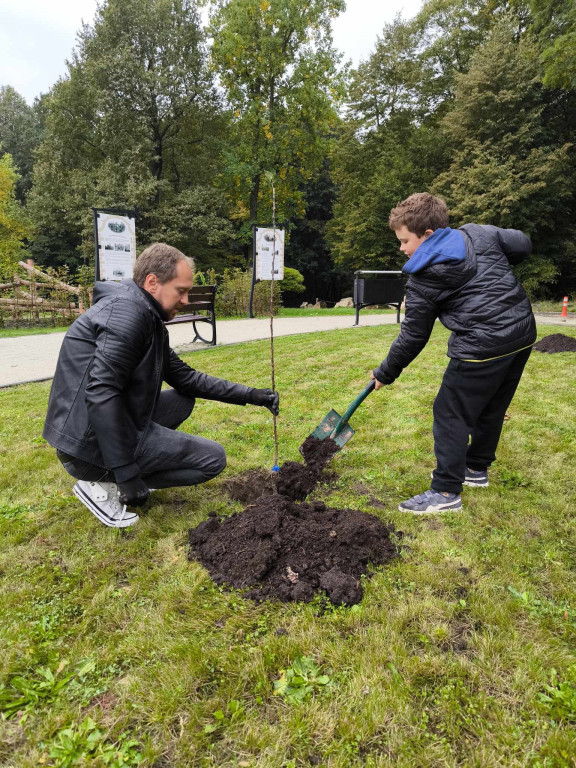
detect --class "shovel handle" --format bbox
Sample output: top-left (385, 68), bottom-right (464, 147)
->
top-left (331, 380), bottom-right (376, 438)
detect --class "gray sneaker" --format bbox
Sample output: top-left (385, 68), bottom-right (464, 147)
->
top-left (73, 480), bottom-right (139, 528)
top-left (431, 469), bottom-right (489, 488)
top-left (399, 489), bottom-right (462, 514)
top-left (464, 468), bottom-right (489, 487)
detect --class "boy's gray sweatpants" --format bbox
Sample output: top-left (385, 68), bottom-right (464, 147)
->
top-left (57, 389), bottom-right (226, 489)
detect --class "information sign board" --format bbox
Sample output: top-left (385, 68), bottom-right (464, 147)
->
top-left (93, 209), bottom-right (137, 281)
top-left (254, 227), bottom-right (284, 281)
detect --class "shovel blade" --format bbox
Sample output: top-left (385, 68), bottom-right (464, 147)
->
top-left (311, 409), bottom-right (356, 449)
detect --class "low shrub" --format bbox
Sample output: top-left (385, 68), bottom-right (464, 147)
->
top-left (196, 267), bottom-right (281, 317)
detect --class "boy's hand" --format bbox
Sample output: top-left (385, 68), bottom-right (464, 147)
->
top-left (370, 371), bottom-right (386, 391)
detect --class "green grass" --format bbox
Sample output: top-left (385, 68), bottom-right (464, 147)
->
top-left (274, 307), bottom-right (394, 318)
top-left (0, 308), bottom-right (395, 338)
top-left (1, 325), bottom-right (575, 767)
top-left (0, 325), bottom-right (71, 338)
top-left (532, 299), bottom-right (575, 314)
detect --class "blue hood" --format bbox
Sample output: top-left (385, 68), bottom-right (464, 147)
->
top-left (402, 228), bottom-right (466, 275)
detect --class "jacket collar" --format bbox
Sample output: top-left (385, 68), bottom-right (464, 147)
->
top-left (136, 284), bottom-right (169, 321)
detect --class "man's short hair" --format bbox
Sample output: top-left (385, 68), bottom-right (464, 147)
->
top-left (132, 243), bottom-right (194, 286)
top-left (389, 193), bottom-right (449, 236)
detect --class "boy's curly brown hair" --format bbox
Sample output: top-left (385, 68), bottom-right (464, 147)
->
top-left (389, 193), bottom-right (449, 236)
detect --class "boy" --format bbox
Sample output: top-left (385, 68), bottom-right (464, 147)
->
top-left (370, 193), bottom-right (536, 514)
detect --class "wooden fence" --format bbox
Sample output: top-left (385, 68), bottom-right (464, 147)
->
top-left (0, 260), bottom-right (87, 326)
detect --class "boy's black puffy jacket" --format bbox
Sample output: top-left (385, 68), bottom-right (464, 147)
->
top-left (374, 224), bottom-right (537, 384)
top-left (43, 280), bottom-right (253, 481)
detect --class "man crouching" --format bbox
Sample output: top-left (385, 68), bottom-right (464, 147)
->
top-left (43, 243), bottom-right (278, 528)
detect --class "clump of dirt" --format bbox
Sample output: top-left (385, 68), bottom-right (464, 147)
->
top-left (223, 436), bottom-right (340, 504)
top-left (533, 333), bottom-right (576, 353)
top-left (188, 496), bottom-right (399, 605)
top-left (299, 435), bottom-right (340, 470)
top-left (275, 436), bottom-right (339, 502)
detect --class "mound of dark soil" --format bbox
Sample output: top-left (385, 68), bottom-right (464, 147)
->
top-left (188, 495), bottom-right (398, 605)
top-left (223, 436), bottom-right (340, 504)
top-left (190, 435), bottom-right (398, 604)
top-left (533, 334), bottom-right (576, 353)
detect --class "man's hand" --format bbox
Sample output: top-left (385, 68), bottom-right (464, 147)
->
top-left (370, 371), bottom-right (386, 391)
top-left (249, 388), bottom-right (280, 415)
top-left (118, 476), bottom-right (150, 507)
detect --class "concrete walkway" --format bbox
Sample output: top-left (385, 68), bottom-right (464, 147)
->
top-left (0, 314), bottom-right (401, 388)
top-left (1, 313), bottom-right (574, 389)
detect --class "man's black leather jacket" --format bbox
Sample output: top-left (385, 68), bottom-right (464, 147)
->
top-left (43, 280), bottom-right (253, 481)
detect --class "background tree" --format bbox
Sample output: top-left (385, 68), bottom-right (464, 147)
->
top-left (28, 0), bottom-right (232, 271)
top-left (529, 0), bottom-right (576, 89)
top-left (327, 0), bottom-right (576, 297)
top-left (207, 0), bottom-right (346, 248)
top-left (433, 18), bottom-right (575, 294)
top-left (327, 10), bottom-right (453, 270)
top-left (0, 87), bottom-right (43, 201)
top-left (346, 17), bottom-right (422, 129)
top-left (412, 0), bottom-right (497, 114)
top-left (0, 152), bottom-right (33, 278)
top-left (284, 158), bottom-right (348, 303)
top-left (328, 116), bottom-right (450, 270)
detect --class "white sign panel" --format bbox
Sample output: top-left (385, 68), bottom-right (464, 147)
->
top-left (255, 227), bottom-right (284, 281)
top-left (96, 212), bottom-right (136, 281)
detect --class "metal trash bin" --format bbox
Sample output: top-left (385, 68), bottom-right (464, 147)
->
top-left (353, 270), bottom-right (406, 326)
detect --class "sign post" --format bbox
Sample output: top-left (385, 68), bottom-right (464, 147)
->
top-left (92, 207), bottom-right (137, 283)
top-left (248, 225), bottom-right (285, 318)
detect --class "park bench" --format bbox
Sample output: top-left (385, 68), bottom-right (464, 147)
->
top-left (164, 285), bottom-right (217, 345)
top-left (353, 270), bottom-right (406, 325)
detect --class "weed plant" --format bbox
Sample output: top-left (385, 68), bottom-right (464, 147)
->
top-left (0, 325), bottom-right (575, 766)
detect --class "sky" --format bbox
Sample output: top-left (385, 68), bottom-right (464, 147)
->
top-left (0, 0), bottom-right (423, 105)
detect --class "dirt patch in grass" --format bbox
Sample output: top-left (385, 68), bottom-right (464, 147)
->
top-left (188, 496), bottom-right (398, 605)
top-left (191, 436), bottom-right (399, 605)
top-left (223, 469), bottom-right (275, 504)
top-left (533, 333), bottom-right (576, 353)
top-left (354, 483), bottom-right (388, 510)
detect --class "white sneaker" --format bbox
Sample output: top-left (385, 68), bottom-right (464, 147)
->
top-left (73, 480), bottom-right (139, 528)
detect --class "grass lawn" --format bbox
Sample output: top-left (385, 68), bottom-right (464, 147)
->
top-left (0, 308), bottom-right (395, 339)
top-left (1, 324), bottom-right (575, 767)
top-left (532, 299), bottom-right (575, 315)
top-left (0, 326), bottom-right (71, 339)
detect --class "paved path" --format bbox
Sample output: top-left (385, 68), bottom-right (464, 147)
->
top-left (1, 313), bottom-right (574, 389)
top-left (0, 314), bottom-right (400, 388)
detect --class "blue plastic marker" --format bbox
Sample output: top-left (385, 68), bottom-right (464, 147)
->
top-left (272, 465), bottom-right (280, 473)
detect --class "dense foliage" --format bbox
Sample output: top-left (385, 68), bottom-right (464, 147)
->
top-left (1, 0), bottom-right (575, 299)
top-left (0, 153), bottom-right (33, 279)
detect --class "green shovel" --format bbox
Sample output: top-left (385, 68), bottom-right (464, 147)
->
top-left (305, 379), bottom-right (376, 451)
